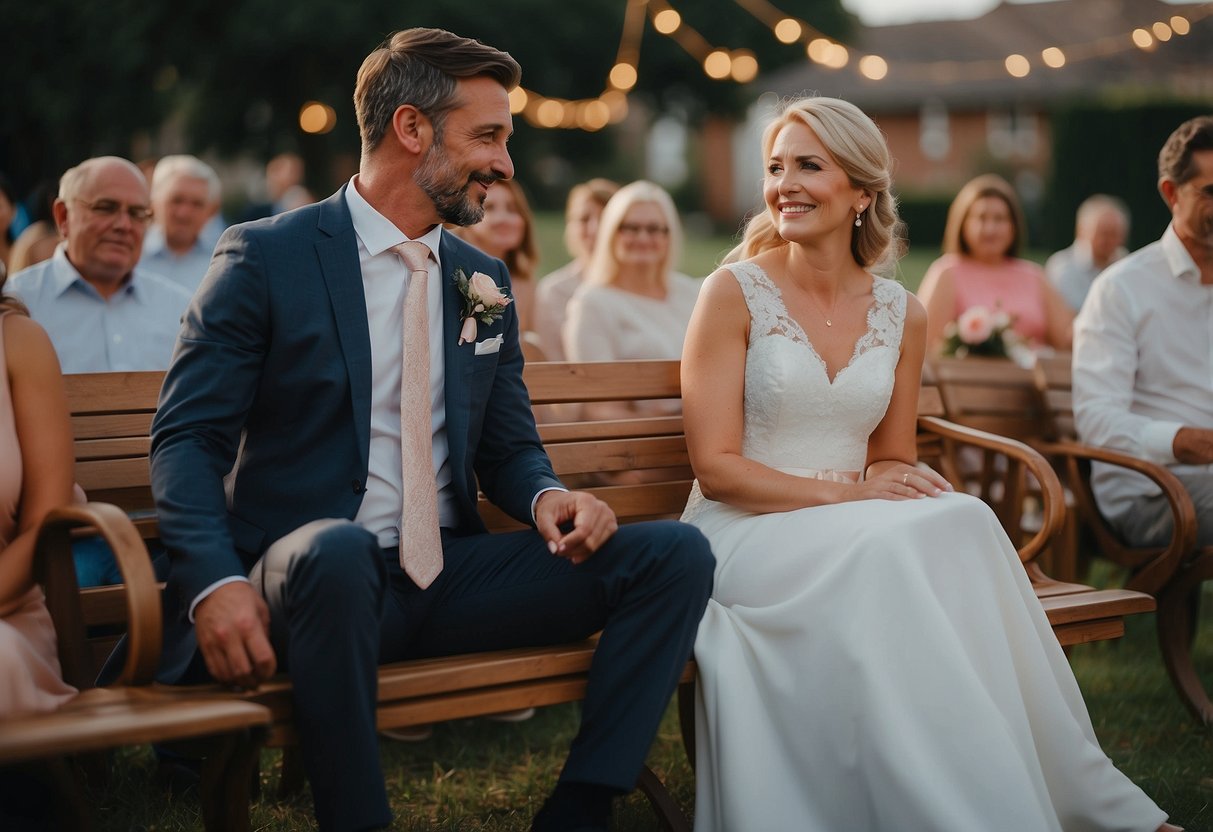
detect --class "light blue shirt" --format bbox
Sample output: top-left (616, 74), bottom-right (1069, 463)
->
top-left (7, 245), bottom-right (192, 373)
top-left (139, 225), bottom-right (216, 295)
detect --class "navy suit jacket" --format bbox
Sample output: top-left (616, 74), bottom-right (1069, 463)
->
top-left (146, 186), bottom-right (562, 681)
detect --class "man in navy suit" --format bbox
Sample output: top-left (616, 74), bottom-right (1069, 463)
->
top-left (147, 27), bottom-right (713, 832)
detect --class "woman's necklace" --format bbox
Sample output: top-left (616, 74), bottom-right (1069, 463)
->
top-left (806, 289), bottom-right (840, 327)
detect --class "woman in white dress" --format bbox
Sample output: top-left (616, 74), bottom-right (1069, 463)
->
top-left (679, 96), bottom-right (1178, 832)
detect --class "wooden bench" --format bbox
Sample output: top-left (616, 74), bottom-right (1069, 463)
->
top-left (14, 360), bottom-right (1157, 829)
top-left (1035, 353), bottom-right (1209, 722)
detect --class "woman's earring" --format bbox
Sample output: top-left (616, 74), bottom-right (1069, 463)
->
top-left (854, 212), bottom-right (863, 228)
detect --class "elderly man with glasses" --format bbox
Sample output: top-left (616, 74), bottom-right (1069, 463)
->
top-left (7, 156), bottom-right (191, 373)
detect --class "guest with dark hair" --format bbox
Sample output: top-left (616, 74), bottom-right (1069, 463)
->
top-left (8, 179), bottom-right (60, 275)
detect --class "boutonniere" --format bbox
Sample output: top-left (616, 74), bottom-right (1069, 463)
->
top-left (454, 267), bottom-right (513, 345)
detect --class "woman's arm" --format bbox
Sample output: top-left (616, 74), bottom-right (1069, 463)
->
top-left (1039, 273), bottom-right (1075, 351)
top-left (0, 316), bottom-right (74, 609)
top-left (915, 258), bottom-right (956, 355)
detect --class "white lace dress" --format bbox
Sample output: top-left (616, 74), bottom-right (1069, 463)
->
top-left (682, 263), bottom-right (1167, 832)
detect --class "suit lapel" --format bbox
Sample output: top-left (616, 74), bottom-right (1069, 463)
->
top-left (315, 187), bottom-right (372, 471)
top-left (440, 232), bottom-right (471, 482)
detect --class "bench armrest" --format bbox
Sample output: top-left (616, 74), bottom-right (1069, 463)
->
top-left (35, 502), bottom-right (162, 688)
top-left (918, 415), bottom-right (1065, 565)
top-left (1036, 439), bottom-right (1194, 596)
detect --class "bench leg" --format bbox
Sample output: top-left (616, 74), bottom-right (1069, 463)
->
top-left (277, 745), bottom-right (307, 797)
top-left (199, 728), bottom-right (266, 832)
top-left (1156, 559), bottom-right (1213, 724)
top-left (636, 765), bottom-right (691, 832)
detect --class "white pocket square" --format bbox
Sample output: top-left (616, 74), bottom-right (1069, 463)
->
top-left (475, 334), bottom-right (504, 355)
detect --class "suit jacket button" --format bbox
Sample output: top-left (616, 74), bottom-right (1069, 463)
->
top-left (352, 479), bottom-right (365, 494)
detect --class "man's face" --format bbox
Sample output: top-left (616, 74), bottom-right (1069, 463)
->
top-left (414, 76), bottom-right (515, 227)
top-left (58, 161), bottom-right (151, 288)
top-left (155, 175), bottom-right (215, 251)
top-left (1085, 210), bottom-right (1128, 266)
top-left (1168, 149), bottom-right (1213, 249)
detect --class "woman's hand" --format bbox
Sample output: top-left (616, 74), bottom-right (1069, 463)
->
top-left (856, 463), bottom-right (953, 501)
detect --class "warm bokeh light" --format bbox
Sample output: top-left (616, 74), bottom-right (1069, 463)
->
top-left (731, 50), bottom-right (759, 83)
top-left (579, 100), bottom-right (611, 131)
top-left (507, 87), bottom-right (528, 114)
top-left (1152, 21), bottom-right (1173, 41)
top-left (609, 62), bottom-right (638, 90)
top-left (1041, 47), bottom-right (1066, 68)
top-left (1171, 16), bottom-right (1190, 35)
top-left (653, 9), bottom-right (681, 35)
top-left (1132, 28), bottom-right (1154, 49)
top-left (704, 49), bottom-right (733, 79)
top-left (298, 101), bottom-right (336, 134)
top-left (774, 18), bottom-right (802, 44)
top-left (600, 90), bottom-right (629, 123)
top-left (858, 55), bottom-right (888, 80)
top-left (536, 99), bottom-right (564, 128)
top-left (807, 37), bottom-right (832, 64)
top-left (823, 43), bottom-right (849, 69)
top-left (1004, 54), bottom-right (1030, 77)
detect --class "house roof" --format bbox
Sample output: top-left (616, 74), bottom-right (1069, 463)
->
top-left (762, 0), bottom-right (1213, 112)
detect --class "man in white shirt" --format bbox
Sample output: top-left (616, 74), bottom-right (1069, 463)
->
top-left (1073, 115), bottom-right (1213, 548)
top-left (1045, 194), bottom-right (1129, 312)
top-left (139, 155), bottom-right (222, 294)
top-left (7, 156), bottom-right (191, 372)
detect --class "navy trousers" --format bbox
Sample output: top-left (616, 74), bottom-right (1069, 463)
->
top-left (250, 518), bottom-right (714, 832)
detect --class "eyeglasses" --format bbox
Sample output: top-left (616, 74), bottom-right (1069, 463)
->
top-left (618, 223), bottom-right (670, 237)
top-left (75, 198), bottom-right (154, 224)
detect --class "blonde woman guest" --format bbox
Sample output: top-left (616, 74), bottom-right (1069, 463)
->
top-left (533, 178), bottom-right (620, 360)
top-left (0, 287), bottom-right (76, 718)
top-left (564, 181), bottom-right (699, 419)
top-left (679, 96), bottom-right (1176, 831)
top-left (918, 174), bottom-right (1072, 355)
top-left (453, 178), bottom-right (539, 334)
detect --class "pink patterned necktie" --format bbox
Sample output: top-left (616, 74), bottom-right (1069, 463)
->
top-left (392, 241), bottom-right (443, 589)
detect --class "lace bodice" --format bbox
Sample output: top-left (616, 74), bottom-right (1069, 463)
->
top-left (731, 261), bottom-right (906, 475)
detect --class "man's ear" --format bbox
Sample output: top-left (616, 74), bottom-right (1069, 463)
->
top-left (51, 198), bottom-right (70, 237)
top-left (1158, 178), bottom-right (1179, 211)
top-left (390, 105), bottom-right (432, 156)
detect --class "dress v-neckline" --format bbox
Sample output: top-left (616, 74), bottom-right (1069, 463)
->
top-left (755, 264), bottom-right (880, 386)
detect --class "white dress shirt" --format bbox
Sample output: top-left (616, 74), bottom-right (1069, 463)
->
top-left (1073, 223), bottom-right (1213, 521)
top-left (139, 225), bottom-right (218, 295)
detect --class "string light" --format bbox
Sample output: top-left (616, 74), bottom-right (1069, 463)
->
top-left (511, 0), bottom-right (1209, 131)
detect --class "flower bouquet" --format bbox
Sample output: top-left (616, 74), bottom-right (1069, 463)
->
top-left (941, 305), bottom-right (1030, 365)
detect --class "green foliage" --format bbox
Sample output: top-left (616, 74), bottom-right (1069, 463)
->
top-left (1043, 99), bottom-right (1212, 252)
top-left (896, 192), bottom-right (952, 254)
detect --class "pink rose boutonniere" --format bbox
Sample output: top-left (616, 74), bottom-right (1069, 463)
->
top-left (454, 267), bottom-right (512, 345)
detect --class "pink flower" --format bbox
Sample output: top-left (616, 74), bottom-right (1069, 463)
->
top-left (468, 272), bottom-right (511, 308)
top-left (957, 306), bottom-right (995, 345)
top-left (459, 316), bottom-right (478, 346)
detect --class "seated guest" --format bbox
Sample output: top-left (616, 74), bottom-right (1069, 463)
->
top-left (140, 155), bottom-right (223, 294)
top-left (564, 180), bottom-right (700, 419)
top-left (918, 173), bottom-right (1072, 355)
top-left (1046, 194), bottom-right (1130, 312)
top-left (1074, 115), bottom-right (1213, 549)
top-left (0, 288), bottom-right (76, 718)
top-left (534, 178), bottom-right (619, 360)
top-left (8, 180), bottom-right (60, 275)
top-left (6, 156), bottom-right (191, 373)
top-left (450, 178), bottom-right (539, 334)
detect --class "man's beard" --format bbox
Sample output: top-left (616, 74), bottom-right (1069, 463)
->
top-left (415, 142), bottom-right (499, 227)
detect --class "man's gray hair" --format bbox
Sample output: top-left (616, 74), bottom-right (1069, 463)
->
top-left (59, 156), bottom-right (146, 202)
top-left (151, 155), bottom-right (221, 203)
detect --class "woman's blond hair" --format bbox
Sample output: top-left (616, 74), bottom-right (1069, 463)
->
top-left (726, 96), bottom-right (904, 274)
top-left (585, 180), bottom-right (683, 288)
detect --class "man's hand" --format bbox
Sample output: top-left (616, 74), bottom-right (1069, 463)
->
top-left (535, 490), bottom-right (618, 565)
top-left (1174, 427), bottom-right (1213, 465)
top-left (193, 581), bottom-right (277, 689)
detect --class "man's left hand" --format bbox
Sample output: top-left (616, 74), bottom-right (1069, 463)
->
top-left (535, 490), bottom-right (618, 564)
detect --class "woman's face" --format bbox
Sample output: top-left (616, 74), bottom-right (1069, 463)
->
top-left (612, 202), bottom-right (670, 270)
top-left (463, 183), bottom-right (526, 259)
top-left (962, 195), bottom-right (1015, 262)
top-left (762, 120), bottom-right (865, 246)
top-left (566, 193), bottom-right (604, 260)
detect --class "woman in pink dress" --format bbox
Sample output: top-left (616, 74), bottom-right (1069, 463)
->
top-left (918, 174), bottom-right (1073, 354)
top-left (0, 287), bottom-right (76, 717)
